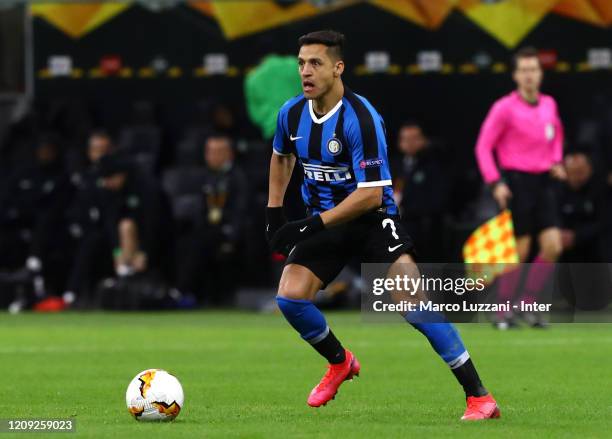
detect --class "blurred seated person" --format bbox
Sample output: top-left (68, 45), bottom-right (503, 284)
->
top-left (63, 129), bottom-right (116, 241)
top-left (98, 152), bottom-right (170, 275)
top-left (65, 130), bottom-right (116, 232)
top-left (64, 152), bottom-right (170, 304)
top-left (555, 151), bottom-right (611, 313)
top-left (175, 134), bottom-right (248, 305)
top-left (0, 133), bottom-right (72, 292)
top-left (59, 130), bottom-right (116, 304)
top-left (394, 121), bottom-right (449, 261)
top-left (558, 151), bottom-right (604, 262)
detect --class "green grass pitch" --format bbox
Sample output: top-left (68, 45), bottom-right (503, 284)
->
top-left (1, 311), bottom-right (611, 438)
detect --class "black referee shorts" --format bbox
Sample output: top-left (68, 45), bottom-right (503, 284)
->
top-left (504, 170), bottom-right (561, 237)
top-left (285, 211), bottom-right (415, 287)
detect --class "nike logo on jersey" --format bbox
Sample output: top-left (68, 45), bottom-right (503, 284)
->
top-left (290, 135), bottom-right (303, 141)
top-left (299, 226), bottom-right (308, 232)
top-left (388, 244), bottom-right (403, 252)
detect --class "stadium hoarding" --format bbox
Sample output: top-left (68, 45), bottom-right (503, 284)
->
top-left (30, 1), bottom-right (612, 46)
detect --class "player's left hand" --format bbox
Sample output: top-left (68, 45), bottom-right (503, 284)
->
top-left (270, 215), bottom-right (325, 254)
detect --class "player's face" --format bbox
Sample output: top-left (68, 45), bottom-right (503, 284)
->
top-left (298, 44), bottom-right (343, 99)
top-left (513, 57), bottom-right (542, 93)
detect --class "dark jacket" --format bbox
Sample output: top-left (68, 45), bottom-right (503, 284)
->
top-left (199, 163), bottom-right (249, 243)
top-left (399, 146), bottom-right (449, 219)
top-left (559, 177), bottom-right (605, 262)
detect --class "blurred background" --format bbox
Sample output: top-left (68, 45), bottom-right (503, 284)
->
top-left (1, 0), bottom-right (612, 312)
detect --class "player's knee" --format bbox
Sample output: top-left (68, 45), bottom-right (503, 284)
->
top-left (277, 265), bottom-right (321, 300)
top-left (277, 288), bottom-right (308, 301)
top-left (277, 282), bottom-right (314, 301)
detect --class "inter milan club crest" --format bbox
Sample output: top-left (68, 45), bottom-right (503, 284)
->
top-left (327, 137), bottom-right (342, 156)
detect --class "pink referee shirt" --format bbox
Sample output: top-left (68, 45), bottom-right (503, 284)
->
top-left (475, 91), bottom-right (564, 184)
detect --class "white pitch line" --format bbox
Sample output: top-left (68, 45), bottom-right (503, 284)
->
top-left (1, 338), bottom-right (609, 354)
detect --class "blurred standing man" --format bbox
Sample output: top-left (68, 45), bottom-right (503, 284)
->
top-left (395, 121), bottom-right (449, 261)
top-left (558, 151), bottom-right (603, 262)
top-left (62, 130), bottom-right (116, 305)
top-left (475, 47), bottom-right (566, 329)
top-left (175, 134), bottom-right (248, 305)
top-left (0, 134), bottom-right (72, 294)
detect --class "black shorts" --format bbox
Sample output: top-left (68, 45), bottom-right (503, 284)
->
top-left (504, 170), bottom-right (560, 236)
top-left (285, 211), bottom-right (415, 287)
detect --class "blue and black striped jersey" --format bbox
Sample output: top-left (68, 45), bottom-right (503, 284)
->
top-left (272, 87), bottom-right (398, 215)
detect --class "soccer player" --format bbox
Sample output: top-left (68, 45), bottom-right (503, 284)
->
top-left (475, 47), bottom-right (566, 329)
top-left (266, 30), bottom-right (499, 420)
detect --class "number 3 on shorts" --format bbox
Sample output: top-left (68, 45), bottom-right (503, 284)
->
top-left (382, 218), bottom-right (399, 240)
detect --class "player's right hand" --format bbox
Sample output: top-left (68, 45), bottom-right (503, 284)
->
top-left (265, 207), bottom-right (287, 244)
top-left (492, 182), bottom-right (512, 210)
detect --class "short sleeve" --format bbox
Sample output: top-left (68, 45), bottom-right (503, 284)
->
top-left (272, 108), bottom-right (292, 156)
top-left (551, 98), bottom-right (564, 164)
top-left (475, 98), bottom-right (509, 184)
top-left (345, 99), bottom-right (392, 188)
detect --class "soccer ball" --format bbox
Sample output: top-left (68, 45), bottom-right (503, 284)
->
top-left (125, 369), bottom-right (184, 421)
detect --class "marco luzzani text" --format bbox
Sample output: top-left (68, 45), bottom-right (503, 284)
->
top-left (370, 275), bottom-right (552, 313)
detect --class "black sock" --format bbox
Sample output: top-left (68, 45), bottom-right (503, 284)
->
top-left (311, 329), bottom-right (346, 364)
top-left (451, 358), bottom-right (488, 397)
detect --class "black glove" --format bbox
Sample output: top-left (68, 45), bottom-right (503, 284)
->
top-left (270, 214), bottom-right (325, 254)
top-left (265, 207), bottom-right (287, 244)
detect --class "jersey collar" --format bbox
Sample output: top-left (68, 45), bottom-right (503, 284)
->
top-left (308, 98), bottom-right (343, 124)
